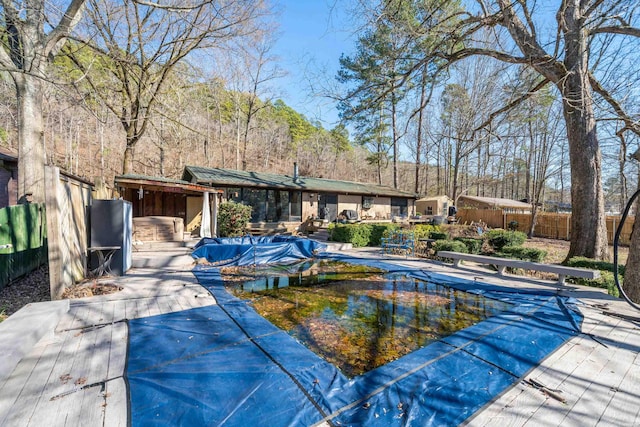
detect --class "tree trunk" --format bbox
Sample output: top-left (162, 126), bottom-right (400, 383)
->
top-left (391, 94), bottom-right (398, 189)
top-left (623, 173), bottom-right (640, 303)
top-left (123, 144), bottom-right (134, 174)
top-left (560, 72), bottom-right (609, 261)
top-left (553, 2), bottom-right (608, 261)
top-left (15, 74), bottom-right (46, 203)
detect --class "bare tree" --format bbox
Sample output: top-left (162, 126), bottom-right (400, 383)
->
top-left (66, 0), bottom-right (269, 174)
top-left (0, 0), bottom-right (87, 203)
top-left (381, 0), bottom-right (640, 263)
top-left (221, 29), bottom-right (285, 171)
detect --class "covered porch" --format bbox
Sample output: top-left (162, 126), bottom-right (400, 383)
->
top-left (115, 175), bottom-right (222, 242)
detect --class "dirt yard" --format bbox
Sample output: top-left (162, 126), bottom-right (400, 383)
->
top-left (522, 237), bottom-right (628, 265)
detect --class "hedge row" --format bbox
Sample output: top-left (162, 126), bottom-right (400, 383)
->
top-left (328, 223), bottom-right (399, 247)
top-left (566, 257), bottom-right (622, 297)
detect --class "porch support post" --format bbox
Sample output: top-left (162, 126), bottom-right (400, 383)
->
top-left (212, 191), bottom-right (218, 237)
top-left (200, 192), bottom-right (211, 238)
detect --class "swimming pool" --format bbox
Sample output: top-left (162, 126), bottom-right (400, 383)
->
top-left (126, 253), bottom-right (583, 426)
top-left (223, 259), bottom-right (512, 378)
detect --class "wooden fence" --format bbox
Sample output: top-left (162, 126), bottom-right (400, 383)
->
top-left (45, 166), bottom-right (93, 299)
top-left (0, 203), bottom-right (48, 290)
top-left (456, 208), bottom-right (634, 244)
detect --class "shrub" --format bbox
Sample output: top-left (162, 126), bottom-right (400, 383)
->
top-left (433, 239), bottom-right (468, 254)
top-left (413, 224), bottom-right (439, 239)
top-left (485, 229), bottom-right (527, 250)
top-left (370, 224), bottom-right (398, 246)
top-left (507, 220), bottom-right (519, 231)
top-left (453, 237), bottom-right (483, 254)
top-left (566, 257), bottom-right (625, 276)
top-left (566, 257), bottom-right (623, 297)
top-left (217, 201), bottom-right (252, 237)
top-left (497, 246), bottom-right (547, 262)
top-left (329, 224), bottom-right (372, 247)
top-left (429, 231), bottom-right (449, 240)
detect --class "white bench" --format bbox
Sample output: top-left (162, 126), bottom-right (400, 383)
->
top-left (436, 251), bottom-right (601, 285)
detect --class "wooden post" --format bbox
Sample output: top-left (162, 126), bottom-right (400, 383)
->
top-left (212, 191), bottom-right (218, 237)
top-left (45, 166), bottom-right (64, 300)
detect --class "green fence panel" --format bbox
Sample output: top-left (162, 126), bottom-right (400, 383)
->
top-left (0, 204), bottom-right (47, 290)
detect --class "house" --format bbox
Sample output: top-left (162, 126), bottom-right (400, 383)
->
top-left (415, 195), bottom-right (455, 217)
top-left (456, 195), bottom-right (532, 213)
top-left (181, 164), bottom-right (417, 229)
top-left (0, 146), bottom-right (18, 208)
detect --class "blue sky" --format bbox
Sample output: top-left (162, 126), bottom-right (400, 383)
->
top-left (272, 1), bottom-right (355, 128)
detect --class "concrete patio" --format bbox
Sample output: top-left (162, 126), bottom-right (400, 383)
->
top-left (0, 247), bottom-right (638, 426)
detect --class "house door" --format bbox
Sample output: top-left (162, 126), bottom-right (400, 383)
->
top-left (318, 194), bottom-right (338, 221)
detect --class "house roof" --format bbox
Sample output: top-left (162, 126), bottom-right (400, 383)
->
top-left (182, 166), bottom-right (416, 199)
top-left (115, 174), bottom-right (220, 194)
top-left (458, 195), bottom-right (531, 209)
top-left (416, 195), bottom-right (452, 202)
top-left (0, 146), bottom-right (18, 162)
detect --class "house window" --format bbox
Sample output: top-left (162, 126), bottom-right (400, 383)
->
top-left (267, 190), bottom-right (292, 222)
top-left (391, 197), bottom-right (408, 217)
top-left (290, 191), bottom-right (302, 221)
top-left (226, 188), bottom-right (242, 203)
top-left (426, 206), bottom-right (433, 215)
top-left (239, 189), bottom-right (266, 222)
top-left (362, 196), bottom-right (373, 209)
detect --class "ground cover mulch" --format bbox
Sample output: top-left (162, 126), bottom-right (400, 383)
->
top-left (0, 265), bottom-right (50, 320)
top-left (0, 265), bottom-right (121, 322)
top-left (61, 282), bottom-right (122, 299)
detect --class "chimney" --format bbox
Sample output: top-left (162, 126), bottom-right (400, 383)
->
top-left (293, 162), bottom-right (299, 182)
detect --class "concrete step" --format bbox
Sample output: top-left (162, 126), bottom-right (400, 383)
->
top-left (322, 242), bottom-right (353, 251)
top-left (131, 248), bottom-right (195, 269)
top-left (133, 239), bottom-right (200, 252)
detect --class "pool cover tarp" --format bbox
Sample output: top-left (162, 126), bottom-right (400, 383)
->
top-left (191, 236), bottom-right (325, 266)
top-left (126, 255), bottom-right (584, 426)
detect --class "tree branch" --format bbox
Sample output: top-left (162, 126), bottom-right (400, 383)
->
top-left (473, 77), bottom-right (551, 134)
top-left (446, 47), bottom-right (528, 65)
top-left (590, 26), bottom-right (640, 37)
top-left (130, 0), bottom-right (214, 11)
top-left (589, 73), bottom-right (640, 137)
top-left (44, 0), bottom-right (88, 58)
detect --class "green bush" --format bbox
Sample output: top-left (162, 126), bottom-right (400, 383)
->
top-left (566, 257), bottom-right (625, 276)
top-left (433, 239), bottom-right (468, 254)
top-left (566, 257), bottom-right (623, 297)
top-left (329, 224), bottom-right (372, 247)
top-left (485, 229), bottom-right (527, 250)
top-left (413, 224), bottom-right (439, 239)
top-left (453, 237), bottom-right (483, 254)
top-left (370, 224), bottom-right (398, 246)
top-left (217, 201), bottom-right (252, 237)
top-left (497, 246), bottom-right (547, 262)
top-left (429, 231), bottom-right (449, 240)
top-left (568, 271), bottom-right (620, 298)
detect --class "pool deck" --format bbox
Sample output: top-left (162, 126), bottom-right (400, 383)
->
top-left (1, 246), bottom-right (639, 426)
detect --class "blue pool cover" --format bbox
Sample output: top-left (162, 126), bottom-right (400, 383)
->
top-left (191, 236), bottom-right (325, 266)
top-left (126, 254), bottom-right (584, 426)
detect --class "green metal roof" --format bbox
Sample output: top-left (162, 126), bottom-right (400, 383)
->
top-left (182, 166), bottom-right (416, 199)
top-left (116, 174), bottom-right (195, 186)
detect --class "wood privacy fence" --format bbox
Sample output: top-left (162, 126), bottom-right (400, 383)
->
top-left (456, 208), bottom-right (635, 244)
top-left (0, 203), bottom-right (48, 290)
top-left (45, 166), bottom-right (93, 300)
